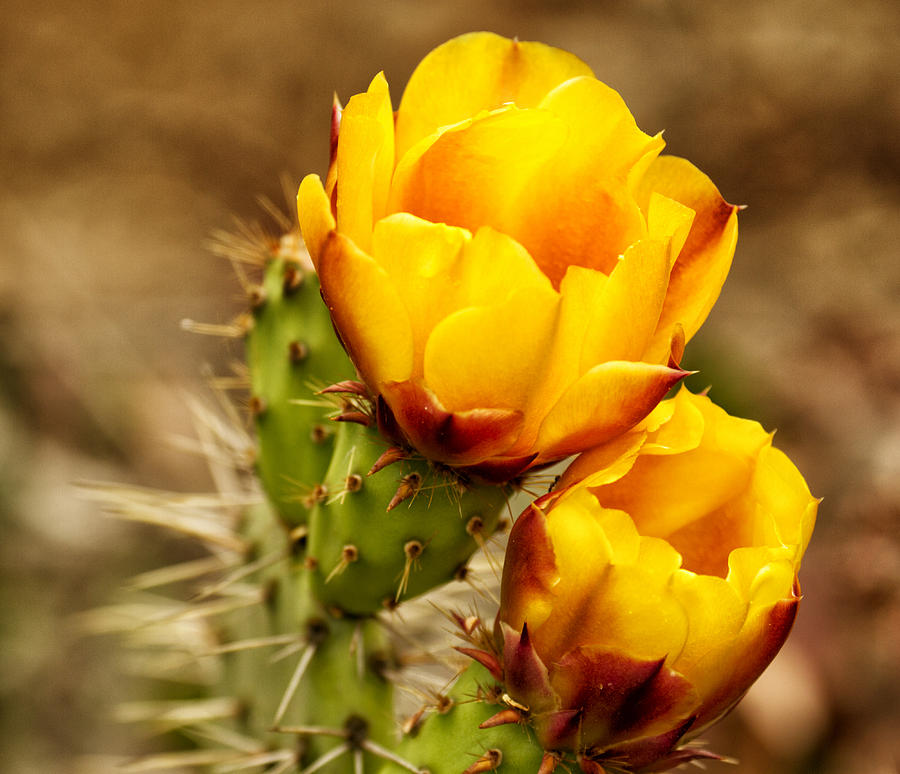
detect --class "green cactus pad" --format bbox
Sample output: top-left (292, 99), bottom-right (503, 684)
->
top-left (307, 422), bottom-right (510, 615)
top-left (377, 663), bottom-right (545, 774)
top-left (245, 254), bottom-right (355, 526)
top-left (219, 501), bottom-right (395, 774)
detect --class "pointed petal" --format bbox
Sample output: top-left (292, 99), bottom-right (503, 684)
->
top-left (380, 379), bottom-right (524, 465)
top-left (297, 173), bottom-right (335, 270)
top-left (460, 453), bottom-right (538, 484)
top-left (455, 647), bottom-right (503, 682)
top-left (335, 71), bottom-right (395, 252)
top-left (692, 592), bottom-right (799, 731)
top-left (635, 156), bottom-right (739, 346)
top-left (499, 504), bottom-right (559, 635)
top-left (535, 362), bottom-right (688, 462)
top-left (395, 31), bottom-right (593, 161)
top-left (577, 238), bottom-right (671, 369)
top-left (500, 622), bottom-right (556, 715)
top-left (317, 231), bottom-right (414, 388)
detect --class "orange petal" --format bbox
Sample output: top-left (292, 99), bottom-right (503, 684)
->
top-left (317, 232), bottom-right (413, 388)
top-left (535, 362), bottom-right (688, 462)
top-left (297, 173), bottom-right (336, 270)
top-left (335, 72), bottom-right (395, 252)
top-left (635, 156), bottom-right (739, 347)
top-left (587, 398), bottom-right (771, 549)
top-left (395, 31), bottom-right (593, 162)
top-left (389, 105), bottom-right (567, 245)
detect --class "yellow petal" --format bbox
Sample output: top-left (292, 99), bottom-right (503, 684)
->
top-left (668, 570), bottom-right (748, 694)
top-left (538, 75), bottom-right (664, 184)
top-left (588, 395), bottom-right (770, 546)
top-left (297, 173), bottom-right (335, 270)
top-left (335, 72), bottom-right (395, 252)
top-left (578, 238), bottom-right (671, 368)
top-left (635, 156), bottom-right (739, 347)
top-left (751, 446), bottom-right (818, 559)
top-left (317, 232), bottom-right (413, 388)
top-left (535, 361), bottom-right (687, 462)
top-left (395, 31), bottom-right (593, 163)
top-left (423, 283), bottom-right (560, 414)
top-left (639, 386), bottom-right (706, 456)
top-left (537, 499), bottom-right (689, 665)
top-left (370, 214), bottom-right (470, 374)
top-left (389, 105), bottom-right (567, 248)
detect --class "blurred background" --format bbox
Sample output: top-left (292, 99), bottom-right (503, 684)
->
top-left (1, 1), bottom-right (898, 772)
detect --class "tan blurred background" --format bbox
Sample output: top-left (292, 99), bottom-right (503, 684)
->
top-left (1, 1), bottom-right (898, 772)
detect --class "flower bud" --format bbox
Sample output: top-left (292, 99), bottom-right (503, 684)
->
top-left (298, 33), bottom-right (739, 482)
top-left (495, 388), bottom-right (817, 771)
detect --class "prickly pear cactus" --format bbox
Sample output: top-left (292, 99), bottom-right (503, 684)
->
top-left (87, 30), bottom-right (817, 774)
top-left (245, 249), bottom-right (354, 526)
top-left (87, 226), bottom-right (540, 774)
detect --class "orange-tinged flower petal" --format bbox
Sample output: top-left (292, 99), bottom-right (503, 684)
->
top-left (692, 591), bottom-right (799, 731)
top-left (317, 231), bottom-right (414, 388)
top-left (423, 283), bottom-right (560, 415)
top-left (534, 361), bottom-right (688, 462)
top-left (394, 31), bottom-right (593, 163)
top-left (499, 504), bottom-right (559, 634)
top-left (577, 238), bottom-right (670, 368)
top-left (635, 155), bottom-right (739, 348)
top-left (586, 397), bottom-right (770, 551)
top-left (297, 173), bottom-right (335, 269)
top-left (389, 105), bottom-right (568, 246)
top-left (335, 71), bottom-right (395, 253)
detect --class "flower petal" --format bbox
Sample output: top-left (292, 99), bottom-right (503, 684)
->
top-left (317, 231), bottom-right (414, 387)
top-left (335, 71), bottom-right (395, 253)
top-left (297, 173), bottom-right (336, 270)
top-left (535, 362), bottom-right (688, 462)
top-left (371, 214), bottom-right (470, 374)
top-left (500, 503), bottom-right (559, 634)
top-left (577, 238), bottom-right (671, 369)
top-left (379, 379), bottom-right (523, 465)
top-left (586, 396), bottom-right (771, 552)
top-left (423, 282), bottom-right (560, 415)
top-left (395, 31), bottom-right (593, 162)
top-left (550, 648), bottom-right (698, 750)
top-left (390, 105), bottom-right (568, 250)
top-left (635, 156), bottom-right (739, 348)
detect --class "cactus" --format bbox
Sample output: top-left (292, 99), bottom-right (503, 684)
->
top-left (89, 31), bottom-right (817, 774)
top-left (245, 246), bottom-right (355, 526)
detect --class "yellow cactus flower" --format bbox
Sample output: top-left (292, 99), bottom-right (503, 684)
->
top-left (490, 388), bottom-right (817, 772)
top-left (298, 32), bottom-right (739, 481)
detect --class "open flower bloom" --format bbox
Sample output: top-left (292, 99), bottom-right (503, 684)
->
top-left (495, 388), bottom-right (817, 772)
top-left (298, 32), bottom-right (738, 481)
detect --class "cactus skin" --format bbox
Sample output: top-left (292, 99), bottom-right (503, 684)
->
top-left (246, 253), bottom-right (356, 526)
top-left (307, 420), bottom-right (510, 615)
top-left (377, 663), bottom-right (545, 774)
top-left (221, 500), bottom-right (396, 774)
